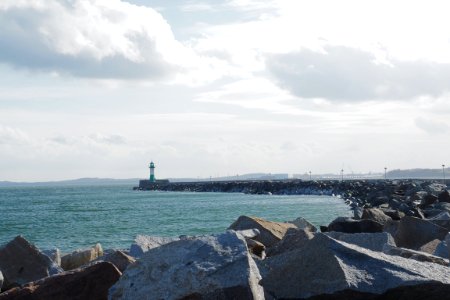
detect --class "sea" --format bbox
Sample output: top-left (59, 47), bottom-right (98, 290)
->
top-left (0, 185), bottom-right (351, 252)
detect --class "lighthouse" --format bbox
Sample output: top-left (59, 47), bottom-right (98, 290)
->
top-left (149, 161), bottom-right (156, 182)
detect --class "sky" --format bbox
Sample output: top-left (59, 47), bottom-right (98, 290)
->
top-left (1, 0), bottom-right (450, 181)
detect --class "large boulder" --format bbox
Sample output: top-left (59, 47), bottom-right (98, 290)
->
top-left (438, 190), bottom-right (450, 203)
top-left (383, 216), bottom-right (448, 250)
top-left (61, 243), bottom-right (103, 271)
top-left (260, 234), bottom-right (450, 299)
top-left (379, 208), bottom-right (405, 220)
top-left (419, 239), bottom-right (442, 255)
top-left (109, 231), bottom-right (264, 300)
top-left (325, 232), bottom-right (395, 252)
top-left (428, 211), bottom-right (450, 230)
top-left (421, 194), bottom-right (438, 207)
top-left (433, 240), bottom-right (449, 259)
top-left (42, 249), bottom-right (61, 267)
top-left (266, 228), bottom-right (314, 256)
top-left (129, 235), bottom-right (179, 258)
top-left (0, 236), bottom-right (62, 289)
top-left (0, 262), bottom-right (121, 300)
top-left (327, 217), bottom-right (383, 233)
top-left (228, 215), bottom-right (296, 247)
top-left (361, 208), bottom-right (392, 225)
top-left (287, 217), bottom-right (317, 232)
top-left (93, 250), bottom-right (136, 273)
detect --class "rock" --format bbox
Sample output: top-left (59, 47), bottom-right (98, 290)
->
top-left (266, 228), bottom-right (314, 256)
top-left (325, 232), bottom-right (395, 252)
top-left (129, 235), bottom-right (179, 258)
top-left (383, 245), bottom-right (448, 266)
top-left (438, 190), bottom-right (450, 203)
top-left (61, 243), bottom-right (103, 271)
top-left (320, 225), bottom-right (328, 232)
top-left (0, 262), bottom-right (121, 300)
top-left (361, 208), bottom-right (392, 225)
top-left (379, 208), bottom-right (405, 220)
top-left (260, 233), bottom-right (450, 299)
top-left (383, 216), bottom-right (448, 250)
top-left (426, 183), bottom-right (447, 195)
top-left (42, 248), bottom-right (61, 267)
top-left (446, 233), bottom-right (450, 258)
top-left (287, 217), bottom-right (317, 232)
top-left (419, 239), bottom-right (442, 255)
top-left (435, 202), bottom-right (450, 213)
top-left (327, 217), bottom-right (383, 233)
top-left (421, 194), bottom-right (438, 207)
top-left (352, 207), bottom-right (364, 220)
top-left (109, 231), bottom-right (264, 300)
top-left (246, 239), bottom-right (265, 258)
top-left (0, 236), bottom-right (62, 289)
top-left (94, 250), bottom-right (136, 273)
top-left (0, 271), bottom-right (3, 292)
top-left (304, 282), bottom-right (450, 300)
top-left (236, 229), bottom-right (260, 239)
top-left (228, 215), bottom-right (296, 247)
top-left (433, 240), bottom-right (449, 259)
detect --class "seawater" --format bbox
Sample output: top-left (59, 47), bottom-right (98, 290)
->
top-left (0, 185), bottom-right (350, 252)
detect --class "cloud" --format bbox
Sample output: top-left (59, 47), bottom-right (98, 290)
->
top-left (0, 0), bottom-right (186, 79)
top-left (89, 133), bottom-right (126, 145)
top-left (415, 117), bottom-right (449, 134)
top-left (266, 46), bottom-right (450, 101)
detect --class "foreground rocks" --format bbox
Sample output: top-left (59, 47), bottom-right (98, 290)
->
top-left (0, 262), bottom-right (121, 300)
top-left (0, 236), bottom-right (61, 290)
top-left (129, 235), bottom-right (179, 258)
top-left (109, 231), bottom-right (264, 300)
top-left (61, 243), bottom-right (103, 271)
top-left (260, 234), bottom-right (450, 299)
top-left (228, 215), bottom-right (296, 247)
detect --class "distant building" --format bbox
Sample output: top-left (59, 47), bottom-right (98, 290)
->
top-left (149, 161), bottom-right (155, 182)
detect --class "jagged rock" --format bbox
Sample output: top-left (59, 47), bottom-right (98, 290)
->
top-left (435, 202), bottom-right (450, 213)
top-left (304, 282), bottom-right (450, 300)
top-left (428, 211), bottom-right (450, 230)
top-left (42, 248), bottom-right (61, 267)
top-left (325, 232), bottom-right (395, 252)
top-left (412, 190), bottom-right (428, 201)
top-left (0, 262), bottom-right (121, 300)
top-left (384, 216), bottom-right (448, 250)
top-left (0, 236), bottom-right (62, 289)
top-left (236, 229), bottom-right (260, 239)
top-left (129, 235), bottom-right (179, 258)
top-left (287, 217), bottom-right (317, 232)
top-left (327, 217), bottom-right (383, 233)
top-left (421, 194), bottom-right (438, 207)
top-left (361, 208), bottom-right (392, 225)
top-left (266, 228), bottom-right (314, 256)
top-left (433, 240), bottom-right (449, 259)
top-left (438, 190), bottom-right (450, 203)
top-left (383, 245), bottom-right (448, 266)
top-left (426, 183), bottom-right (447, 195)
top-left (419, 239), bottom-right (443, 255)
top-left (228, 215), bottom-right (296, 247)
top-left (260, 234), bottom-right (450, 299)
top-left (94, 250), bottom-right (136, 273)
top-left (109, 231), bottom-right (264, 300)
top-left (352, 207), bottom-right (364, 220)
top-left (380, 208), bottom-right (405, 220)
top-left (246, 239), bottom-right (265, 258)
top-left (61, 243), bottom-right (103, 271)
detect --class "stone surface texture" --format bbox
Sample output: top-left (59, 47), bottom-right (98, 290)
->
top-left (266, 228), bottom-right (314, 257)
top-left (0, 262), bottom-right (121, 300)
top-left (93, 251), bottom-right (136, 273)
top-left (228, 215), bottom-right (296, 247)
top-left (128, 235), bottom-right (179, 258)
top-left (260, 233), bottom-right (450, 299)
top-left (384, 216), bottom-right (448, 250)
top-left (361, 208), bottom-right (392, 225)
top-left (0, 236), bottom-right (62, 289)
top-left (325, 232), bottom-right (395, 252)
top-left (61, 243), bottom-right (103, 271)
top-left (383, 244), bottom-right (449, 266)
top-left (327, 217), bottom-right (383, 233)
top-left (108, 231), bottom-right (264, 300)
top-left (287, 217), bottom-right (317, 232)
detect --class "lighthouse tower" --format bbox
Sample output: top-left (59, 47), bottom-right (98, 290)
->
top-left (149, 161), bottom-right (156, 182)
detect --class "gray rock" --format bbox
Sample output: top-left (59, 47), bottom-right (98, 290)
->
top-left (266, 228), bottom-right (314, 256)
top-left (325, 232), bottom-right (395, 252)
top-left (129, 235), bottom-right (179, 258)
top-left (93, 250), bottom-right (136, 273)
top-left (421, 194), bottom-right (438, 207)
top-left (426, 183), bottom-right (447, 195)
top-left (433, 240), bottom-right (449, 259)
top-left (361, 208), bottom-right (392, 225)
top-left (228, 215), bottom-right (296, 247)
top-left (0, 270), bottom-right (3, 291)
top-left (246, 239), bottom-right (266, 259)
top-left (287, 217), bottom-right (317, 232)
top-left (383, 244), bottom-right (448, 266)
top-left (446, 233), bottom-right (450, 258)
top-left (109, 231), bottom-right (264, 300)
top-left (419, 239), bottom-right (442, 255)
top-left (438, 190), bottom-right (450, 203)
top-left (260, 234), bottom-right (450, 299)
top-left (0, 236), bottom-right (62, 289)
top-left (435, 202), bottom-right (450, 213)
top-left (42, 248), bottom-right (61, 267)
top-left (327, 217), bottom-right (383, 233)
top-left (380, 208), bottom-right (405, 220)
top-left (352, 207), bottom-right (364, 220)
top-left (236, 229), bottom-right (261, 239)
